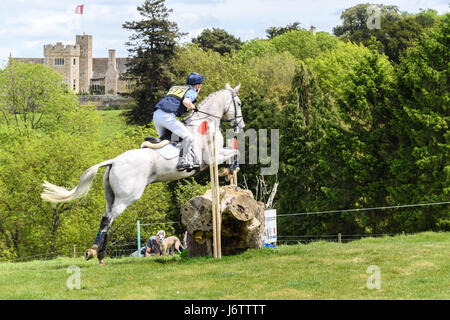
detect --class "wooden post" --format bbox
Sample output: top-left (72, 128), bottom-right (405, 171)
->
top-left (213, 132), bottom-right (221, 258)
top-left (338, 233), bottom-right (342, 243)
top-left (208, 121), bottom-right (221, 258)
top-left (73, 245), bottom-right (76, 258)
top-left (232, 168), bottom-right (239, 186)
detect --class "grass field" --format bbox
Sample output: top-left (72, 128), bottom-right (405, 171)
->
top-left (96, 109), bottom-right (130, 141)
top-left (0, 232), bottom-right (448, 300)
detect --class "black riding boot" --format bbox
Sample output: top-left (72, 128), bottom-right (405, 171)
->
top-left (176, 137), bottom-right (193, 171)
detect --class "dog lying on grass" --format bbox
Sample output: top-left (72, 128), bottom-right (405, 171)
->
top-left (161, 236), bottom-right (184, 255)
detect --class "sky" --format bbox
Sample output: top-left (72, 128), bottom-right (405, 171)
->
top-left (0, 0), bottom-right (448, 66)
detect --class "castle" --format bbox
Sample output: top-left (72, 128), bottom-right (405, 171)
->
top-left (13, 34), bottom-right (131, 96)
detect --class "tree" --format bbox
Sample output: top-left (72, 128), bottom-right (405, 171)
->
top-left (192, 28), bottom-right (242, 55)
top-left (122, 0), bottom-right (185, 125)
top-left (391, 14), bottom-right (450, 231)
top-left (333, 4), bottom-right (400, 39)
top-left (0, 61), bottom-right (84, 134)
top-left (313, 44), bottom-right (398, 233)
top-left (173, 44), bottom-right (263, 100)
top-left (270, 29), bottom-right (339, 61)
top-left (236, 39), bottom-right (277, 63)
top-left (333, 4), bottom-right (438, 63)
top-left (277, 62), bottom-right (353, 235)
top-left (266, 21), bottom-right (301, 39)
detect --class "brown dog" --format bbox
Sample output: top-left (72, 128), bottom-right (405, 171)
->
top-left (161, 236), bottom-right (184, 255)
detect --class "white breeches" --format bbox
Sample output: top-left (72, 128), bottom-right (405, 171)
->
top-left (153, 108), bottom-right (193, 140)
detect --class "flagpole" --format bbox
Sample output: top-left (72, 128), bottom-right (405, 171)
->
top-left (75, 4), bottom-right (85, 34)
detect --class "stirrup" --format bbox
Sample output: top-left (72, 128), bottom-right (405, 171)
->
top-left (176, 157), bottom-right (193, 171)
top-left (177, 163), bottom-right (194, 171)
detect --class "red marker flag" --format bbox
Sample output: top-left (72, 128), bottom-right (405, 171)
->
top-left (197, 121), bottom-right (208, 135)
top-left (75, 5), bottom-right (84, 15)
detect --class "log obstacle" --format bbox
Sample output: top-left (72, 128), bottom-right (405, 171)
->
top-left (181, 185), bottom-right (265, 257)
top-left (181, 121), bottom-right (264, 258)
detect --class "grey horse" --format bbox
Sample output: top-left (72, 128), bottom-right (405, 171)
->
top-left (41, 84), bottom-right (245, 264)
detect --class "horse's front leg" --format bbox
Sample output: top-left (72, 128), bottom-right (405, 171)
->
top-left (217, 147), bottom-right (239, 165)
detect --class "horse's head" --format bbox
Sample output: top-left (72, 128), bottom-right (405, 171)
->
top-left (224, 83), bottom-right (245, 133)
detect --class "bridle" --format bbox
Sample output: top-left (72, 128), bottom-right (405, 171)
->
top-left (184, 89), bottom-right (243, 130)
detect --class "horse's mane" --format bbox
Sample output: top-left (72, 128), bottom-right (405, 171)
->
top-left (197, 89), bottom-right (227, 109)
top-left (183, 89), bottom-right (229, 123)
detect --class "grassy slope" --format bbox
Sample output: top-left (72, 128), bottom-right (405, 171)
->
top-left (96, 110), bottom-right (129, 141)
top-left (0, 232), bottom-right (448, 300)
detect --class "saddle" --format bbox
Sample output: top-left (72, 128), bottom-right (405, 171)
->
top-left (140, 131), bottom-right (199, 172)
top-left (141, 131), bottom-right (173, 149)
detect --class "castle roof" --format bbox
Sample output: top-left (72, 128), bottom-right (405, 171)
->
top-left (12, 58), bottom-right (45, 64)
top-left (92, 57), bottom-right (130, 80)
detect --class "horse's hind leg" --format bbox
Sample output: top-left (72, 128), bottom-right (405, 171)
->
top-left (85, 155), bottom-right (151, 264)
top-left (85, 167), bottom-right (115, 263)
top-left (85, 199), bottom-right (130, 264)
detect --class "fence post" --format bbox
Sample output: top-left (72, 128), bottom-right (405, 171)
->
top-left (73, 245), bottom-right (76, 258)
top-left (137, 220), bottom-right (141, 258)
top-left (213, 130), bottom-right (221, 259)
top-left (208, 121), bottom-right (221, 259)
top-left (338, 233), bottom-right (342, 243)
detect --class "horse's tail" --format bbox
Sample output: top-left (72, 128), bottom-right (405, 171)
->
top-left (41, 159), bottom-right (114, 204)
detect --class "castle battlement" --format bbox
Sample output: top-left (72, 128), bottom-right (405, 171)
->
top-left (44, 42), bottom-right (80, 57)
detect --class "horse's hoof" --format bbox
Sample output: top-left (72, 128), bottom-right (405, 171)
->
top-left (98, 259), bottom-right (105, 266)
top-left (84, 248), bottom-right (97, 261)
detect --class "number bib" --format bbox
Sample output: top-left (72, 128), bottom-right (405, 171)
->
top-left (166, 85), bottom-right (190, 100)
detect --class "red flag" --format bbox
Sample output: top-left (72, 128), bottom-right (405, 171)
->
top-left (75, 5), bottom-right (84, 15)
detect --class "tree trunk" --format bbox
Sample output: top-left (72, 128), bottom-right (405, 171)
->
top-left (181, 186), bottom-right (265, 257)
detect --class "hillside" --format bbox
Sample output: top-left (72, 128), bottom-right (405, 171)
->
top-left (0, 232), bottom-right (448, 300)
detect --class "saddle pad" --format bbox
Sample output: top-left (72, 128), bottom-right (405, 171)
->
top-left (156, 143), bottom-right (180, 160)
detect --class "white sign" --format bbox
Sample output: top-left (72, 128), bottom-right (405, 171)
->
top-left (263, 209), bottom-right (277, 244)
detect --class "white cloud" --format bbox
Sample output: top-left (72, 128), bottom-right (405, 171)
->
top-left (1, 0), bottom-right (448, 62)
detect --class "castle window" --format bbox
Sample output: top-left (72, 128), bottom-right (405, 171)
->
top-left (73, 79), bottom-right (76, 91)
top-left (73, 58), bottom-right (76, 65)
top-left (55, 58), bottom-right (64, 66)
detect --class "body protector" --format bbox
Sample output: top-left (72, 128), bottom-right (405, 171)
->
top-left (155, 85), bottom-right (196, 117)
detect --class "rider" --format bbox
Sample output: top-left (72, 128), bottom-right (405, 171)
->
top-left (152, 72), bottom-right (204, 171)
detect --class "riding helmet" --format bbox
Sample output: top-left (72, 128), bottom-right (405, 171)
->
top-left (186, 72), bottom-right (204, 85)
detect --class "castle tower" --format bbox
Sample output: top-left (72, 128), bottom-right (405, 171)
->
top-left (44, 42), bottom-right (80, 92)
top-left (105, 49), bottom-right (119, 95)
top-left (76, 34), bottom-right (93, 93)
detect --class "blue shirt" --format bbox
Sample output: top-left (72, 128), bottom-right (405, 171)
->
top-left (184, 87), bottom-right (198, 103)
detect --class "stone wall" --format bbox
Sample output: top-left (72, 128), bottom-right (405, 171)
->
top-left (77, 95), bottom-right (130, 109)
